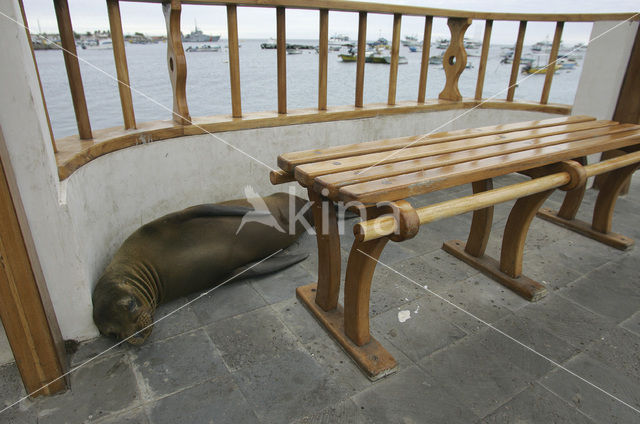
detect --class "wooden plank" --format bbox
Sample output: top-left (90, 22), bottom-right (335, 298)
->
top-left (417, 16), bottom-right (433, 103)
top-left (387, 13), bottom-right (402, 105)
top-left (318, 9), bottom-right (329, 110)
top-left (331, 129), bottom-right (640, 203)
top-left (507, 20), bottom-right (527, 102)
top-left (540, 21), bottom-right (564, 105)
top-left (355, 12), bottom-right (367, 107)
top-left (310, 123), bottom-right (632, 191)
top-left (107, 0), bottom-right (136, 129)
top-left (53, 0), bottom-right (92, 139)
top-left (277, 7), bottom-right (287, 114)
top-left (277, 115), bottom-right (595, 171)
top-left (0, 128), bottom-right (67, 396)
top-left (129, 1), bottom-right (640, 23)
top-left (475, 19), bottom-right (493, 100)
top-left (227, 4), bottom-right (242, 117)
top-left (295, 120), bottom-right (620, 184)
top-left (297, 283), bottom-right (397, 381)
top-left (18, 0), bottom-right (57, 152)
top-left (163, 0), bottom-right (190, 124)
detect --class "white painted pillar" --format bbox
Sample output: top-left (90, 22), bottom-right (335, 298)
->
top-left (573, 20), bottom-right (639, 119)
top-left (0, 0), bottom-right (95, 341)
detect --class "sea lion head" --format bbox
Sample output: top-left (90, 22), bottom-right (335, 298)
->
top-left (92, 275), bottom-right (154, 345)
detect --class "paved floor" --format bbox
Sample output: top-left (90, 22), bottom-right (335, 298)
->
top-left (2, 174), bottom-right (640, 424)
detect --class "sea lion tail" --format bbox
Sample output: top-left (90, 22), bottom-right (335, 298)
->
top-left (231, 252), bottom-right (309, 279)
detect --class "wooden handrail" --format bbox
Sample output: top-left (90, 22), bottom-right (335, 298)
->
top-left (540, 21), bottom-right (564, 105)
top-left (507, 21), bottom-right (527, 102)
top-left (125, 0), bottom-right (639, 22)
top-left (54, 0), bottom-right (92, 139)
top-left (107, 0), bottom-right (136, 129)
top-left (475, 19), bottom-right (493, 100)
top-left (163, 0), bottom-right (190, 124)
top-left (417, 16), bottom-right (432, 104)
top-left (387, 13), bottom-right (401, 106)
top-left (355, 11), bottom-right (367, 108)
top-left (318, 9), bottom-right (329, 110)
top-left (276, 7), bottom-right (286, 114)
top-left (227, 4), bottom-right (242, 117)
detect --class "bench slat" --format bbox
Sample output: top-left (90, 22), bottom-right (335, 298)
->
top-left (294, 120), bottom-right (619, 184)
top-left (330, 129), bottom-right (640, 203)
top-left (310, 124), bottom-right (637, 195)
top-left (277, 115), bottom-right (595, 171)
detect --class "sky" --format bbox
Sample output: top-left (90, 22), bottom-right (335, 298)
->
top-left (22, 0), bottom-right (639, 44)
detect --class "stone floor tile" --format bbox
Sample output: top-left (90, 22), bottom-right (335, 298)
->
top-left (130, 329), bottom-right (227, 399)
top-left (206, 305), bottom-right (299, 372)
top-left (516, 250), bottom-right (583, 292)
top-left (70, 336), bottom-right (126, 368)
top-left (621, 310), bottom-right (640, 336)
top-left (484, 313), bottom-right (580, 378)
top-left (290, 399), bottom-right (373, 424)
top-left (147, 377), bottom-right (260, 424)
top-left (540, 353), bottom-right (640, 424)
top-left (367, 266), bottom-right (428, 317)
top-left (271, 297), bottom-right (328, 345)
top-left (249, 263), bottom-right (315, 305)
top-left (190, 280), bottom-right (266, 326)
top-left (583, 326), bottom-right (640, 384)
top-left (418, 330), bottom-right (535, 417)
top-left (516, 294), bottom-right (615, 350)
top-left (481, 383), bottom-right (596, 424)
top-left (352, 365), bottom-right (479, 424)
top-left (0, 363), bottom-right (38, 424)
top-left (36, 354), bottom-right (140, 424)
top-left (232, 349), bottom-right (349, 424)
top-left (560, 255), bottom-right (640, 323)
top-left (94, 406), bottom-right (149, 424)
top-left (372, 297), bottom-right (467, 362)
top-left (546, 237), bottom-right (621, 275)
top-left (143, 298), bottom-right (201, 345)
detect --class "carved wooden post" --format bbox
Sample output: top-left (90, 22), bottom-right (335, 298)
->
top-left (439, 17), bottom-right (472, 101)
top-left (163, 0), bottom-right (190, 125)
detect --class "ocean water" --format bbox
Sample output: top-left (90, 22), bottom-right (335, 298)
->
top-left (34, 39), bottom-right (584, 139)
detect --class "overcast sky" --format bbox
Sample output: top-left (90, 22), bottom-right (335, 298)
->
top-left (23, 0), bottom-right (639, 44)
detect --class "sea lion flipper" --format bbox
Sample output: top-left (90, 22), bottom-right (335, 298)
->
top-left (181, 204), bottom-right (271, 220)
top-left (231, 253), bottom-right (309, 279)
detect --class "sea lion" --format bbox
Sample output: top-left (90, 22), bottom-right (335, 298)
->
top-left (92, 192), bottom-right (312, 345)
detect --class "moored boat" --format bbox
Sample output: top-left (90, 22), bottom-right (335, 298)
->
top-left (185, 44), bottom-right (221, 52)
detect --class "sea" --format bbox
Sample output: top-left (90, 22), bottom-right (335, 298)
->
top-left (34, 40), bottom-right (584, 139)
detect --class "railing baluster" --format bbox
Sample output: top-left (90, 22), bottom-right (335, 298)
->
top-left (417, 16), bottom-right (433, 103)
top-left (475, 19), bottom-right (493, 100)
top-left (507, 20), bottom-right (527, 102)
top-left (540, 21), bottom-right (564, 104)
top-left (439, 17), bottom-right (471, 101)
top-left (387, 13), bottom-right (402, 105)
top-left (227, 4), bottom-right (242, 117)
top-left (163, 0), bottom-right (190, 125)
top-left (355, 11), bottom-right (367, 108)
top-left (276, 7), bottom-right (286, 114)
top-left (107, 0), bottom-right (136, 129)
top-left (53, 0), bottom-right (92, 139)
top-left (318, 9), bottom-right (329, 110)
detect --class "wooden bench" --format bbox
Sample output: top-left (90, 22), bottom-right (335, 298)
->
top-left (271, 115), bottom-right (640, 380)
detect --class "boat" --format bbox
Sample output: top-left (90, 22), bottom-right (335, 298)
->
top-left (463, 37), bottom-right (482, 50)
top-left (532, 40), bottom-right (553, 52)
top-left (329, 34), bottom-right (350, 51)
top-left (522, 63), bottom-right (561, 74)
top-left (338, 53), bottom-right (357, 62)
top-left (286, 48), bottom-right (302, 55)
top-left (558, 55), bottom-right (579, 69)
top-left (401, 35), bottom-right (420, 47)
top-left (436, 38), bottom-right (449, 49)
top-left (429, 53), bottom-right (443, 65)
top-left (182, 23), bottom-right (220, 43)
top-left (185, 44), bottom-right (220, 52)
top-left (82, 38), bottom-right (112, 50)
top-left (408, 45), bottom-right (421, 53)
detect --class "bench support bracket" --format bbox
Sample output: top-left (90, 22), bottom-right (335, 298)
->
top-left (537, 163), bottom-right (639, 250)
top-left (296, 283), bottom-right (397, 381)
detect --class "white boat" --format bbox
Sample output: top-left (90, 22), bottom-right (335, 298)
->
top-left (185, 44), bottom-right (221, 52)
top-left (81, 38), bottom-right (112, 50)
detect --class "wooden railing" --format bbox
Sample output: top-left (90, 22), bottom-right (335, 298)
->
top-left (43, 0), bottom-right (638, 179)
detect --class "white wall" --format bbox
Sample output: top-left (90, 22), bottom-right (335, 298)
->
top-left (573, 20), bottom-right (638, 120)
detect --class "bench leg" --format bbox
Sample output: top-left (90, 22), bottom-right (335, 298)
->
top-left (307, 189), bottom-right (341, 311)
top-left (537, 164), bottom-right (638, 250)
top-left (465, 179), bottom-right (494, 257)
top-left (296, 204), bottom-right (397, 380)
top-left (443, 189), bottom-right (551, 302)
